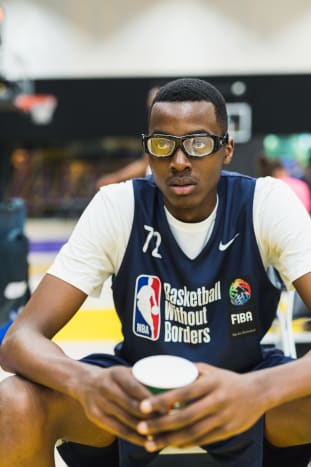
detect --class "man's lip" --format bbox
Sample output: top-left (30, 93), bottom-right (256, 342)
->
top-left (169, 184), bottom-right (196, 195)
top-left (167, 177), bottom-right (197, 195)
top-left (168, 177), bottom-right (196, 187)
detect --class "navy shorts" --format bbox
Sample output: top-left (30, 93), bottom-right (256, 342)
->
top-left (57, 348), bottom-right (311, 467)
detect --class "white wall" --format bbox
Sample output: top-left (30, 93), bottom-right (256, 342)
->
top-left (2, 0), bottom-right (311, 79)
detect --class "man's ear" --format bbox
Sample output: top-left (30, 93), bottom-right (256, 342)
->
top-left (223, 137), bottom-right (234, 166)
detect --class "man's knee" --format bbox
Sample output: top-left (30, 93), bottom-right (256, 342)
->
top-left (0, 374), bottom-right (115, 450)
top-left (0, 375), bottom-right (56, 442)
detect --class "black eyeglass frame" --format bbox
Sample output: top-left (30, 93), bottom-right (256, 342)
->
top-left (142, 132), bottom-right (229, 158)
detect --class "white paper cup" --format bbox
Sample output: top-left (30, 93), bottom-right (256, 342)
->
top-left (132, 355), bottom-right (198, 394)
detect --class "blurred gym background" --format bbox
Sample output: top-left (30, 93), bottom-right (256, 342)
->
top-left (1, 0), bottom-right (311, 359)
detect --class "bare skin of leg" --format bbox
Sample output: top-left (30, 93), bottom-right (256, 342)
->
top-left (0, 375), bottom-right (116, 467)
top-left (2, 374), bottom-right (311, 466)
top-left (265, 395), bottom-right (311, 446)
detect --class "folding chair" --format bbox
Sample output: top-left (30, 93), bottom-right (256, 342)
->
top-left (275, 289), bottom-right (297, 358)
top-left (0, 198), bottom-right (30, 342)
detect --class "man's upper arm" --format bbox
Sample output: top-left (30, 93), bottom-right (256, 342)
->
top-left (10, 274), bottom-right (87, 339)
top-left (48, 182), bottom-right (134, 297)
top-left (254, 177), bottom-right (311, 289)
top-left (293, 272), bottom-right (311, 313)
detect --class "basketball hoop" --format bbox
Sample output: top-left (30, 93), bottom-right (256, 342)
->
top-left (14, 93), bottom-right (58, 125)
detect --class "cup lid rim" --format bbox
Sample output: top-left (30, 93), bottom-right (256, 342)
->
top-left (132, 355), bottom-right (198, 389)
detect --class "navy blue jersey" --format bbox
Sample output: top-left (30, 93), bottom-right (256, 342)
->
top-left (112, 172), bottom-right (281, 371)
top-left (58, 173), bottom-right (310, 467)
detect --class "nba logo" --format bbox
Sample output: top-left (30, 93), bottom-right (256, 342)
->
top-left (133, 275), bottom-right (161, 340)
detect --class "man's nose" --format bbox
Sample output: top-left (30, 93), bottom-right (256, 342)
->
top-left (170, 147), bottom-right (192, 170)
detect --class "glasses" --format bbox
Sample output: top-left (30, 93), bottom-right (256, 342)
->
top-left (142, 133), bottom-right (229, 159)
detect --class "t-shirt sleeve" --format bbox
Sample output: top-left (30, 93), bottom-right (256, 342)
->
top-left (253, 177), bottom-right (311, 290)
top-left (48, 181), bottom-right (134, 297)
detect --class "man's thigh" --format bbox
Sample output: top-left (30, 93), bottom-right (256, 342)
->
top-left (264, 394), bottom-right (311, 466)
top-left (265, 395), bottom-right (311, 447)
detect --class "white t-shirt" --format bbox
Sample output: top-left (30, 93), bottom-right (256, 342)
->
top-left (48, 176), bottom-right (311, 297)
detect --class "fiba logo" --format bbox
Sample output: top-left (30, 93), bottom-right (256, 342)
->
top-left (229, 278), bottom-right (251, 306)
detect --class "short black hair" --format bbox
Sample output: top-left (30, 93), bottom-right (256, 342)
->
top-left (151, 78), bottom-right (228, 133)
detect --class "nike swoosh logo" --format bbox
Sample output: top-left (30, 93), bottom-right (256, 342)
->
top-left (219, 233), bottom-right (240, 251)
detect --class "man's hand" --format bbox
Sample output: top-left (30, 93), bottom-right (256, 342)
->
top-left (137, 363), bottom-right (267, 451)
top-left (77, 365), bottom-right (153, 446)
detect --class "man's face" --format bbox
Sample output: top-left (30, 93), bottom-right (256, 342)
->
top-left (148, 100), bottom-right (234, 222)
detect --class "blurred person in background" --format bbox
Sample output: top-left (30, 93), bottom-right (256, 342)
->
top-left (257, 151), bottom-right (311, 213)
top-left (96, 85), bottom-right (160, 188)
